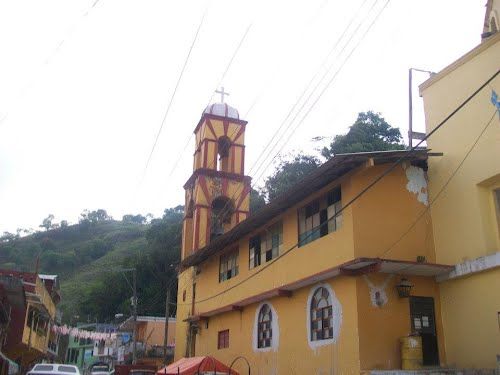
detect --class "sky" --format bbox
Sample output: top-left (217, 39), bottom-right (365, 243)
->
top-left (0, 0), bottom-right (486, 233)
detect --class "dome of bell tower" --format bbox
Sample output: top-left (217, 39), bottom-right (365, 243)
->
top-left (203, 102), bottom-right (240, 120)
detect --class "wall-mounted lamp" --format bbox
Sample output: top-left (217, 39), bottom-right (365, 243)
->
top-left (395, 277), bottom-right (414, 298)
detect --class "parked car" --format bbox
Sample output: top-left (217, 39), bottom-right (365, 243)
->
top-left (28, 364), bottom-right (80, 375)
top-left (89, 362), bottom-right (114, 375)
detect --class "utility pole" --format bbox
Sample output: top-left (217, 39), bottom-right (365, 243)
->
top-left (132, 268), bottom-right (138, 365)
top-left (408, 68), bottom-right (435, 148)
top-left (163, 287), bottom-right (171, 365)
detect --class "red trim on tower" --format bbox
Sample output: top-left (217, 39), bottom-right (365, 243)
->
top-left (184, 169), bottom-right (252, 189)
top-left (206, 119), bottom-right (217, 139)
top-left (193, 209), bottom-right (200, 251)
top-left (223, 120), bottom-right (229, 136)
top-left (205, 209), bottom-right (212, 247)
top-left (194, 114), bottom-right (247, 134)
top-left (222, 179), bottom-right (229, 196)
top-left (230, 146), bottom-right (235, 173)
top-left (233, 124), bottom-right (246, 143)
top-left (203, 142), bottom-right (208, 168)
top-left (198, 176), bottom-right (211, 205)
top-left (194, 203), bottom-right (211, 209)
top-left (235, 185), bottom-right (250, 211)
top-left (213, 145), bottom-right (218, 170)
top-left (240, 147), bottom-right (245, 174)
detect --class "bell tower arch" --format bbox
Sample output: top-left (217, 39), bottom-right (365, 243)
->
top-left (181, 95), bottom-right (251, 260)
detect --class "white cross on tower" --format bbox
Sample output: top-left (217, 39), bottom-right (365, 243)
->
top-left (215, 87), bottom-right (230, 103)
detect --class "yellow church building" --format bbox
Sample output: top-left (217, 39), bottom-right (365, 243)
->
top-left (174, 100), bottom-right (454, 373)
top-left (173, 3), bottom-right (500, 373)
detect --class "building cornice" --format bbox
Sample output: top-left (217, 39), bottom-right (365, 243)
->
top-left (419, 31), bottom-right (500, 93)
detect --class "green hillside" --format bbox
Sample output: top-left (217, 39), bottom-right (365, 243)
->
top-left (0, 208), bottom-right (182, 322)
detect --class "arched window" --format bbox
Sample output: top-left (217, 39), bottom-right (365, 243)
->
top-left (310, 287), bottom-right (333, 341)
top-left (217, 136), bottom-right (231, 172)
top-left (211, 196), bottom-right (233, 240)
top-left (257, 304), bottom-right (272, 348)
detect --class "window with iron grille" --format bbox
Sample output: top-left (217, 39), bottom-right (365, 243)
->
top-left (217, 329), bottom-right (229, 349)
top-left (249, 221), bottom-right (283, 269)
top-left (257, 304), bottom-right (272, 348)
top-left (219, 249), bottom-right (239, 282)
top-left (310, 287), bottom-right (334, 341)
top-left (298, 186), bottom-right (342, 246)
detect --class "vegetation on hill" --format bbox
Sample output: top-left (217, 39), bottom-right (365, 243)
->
top-left (0, 111), bottom-right (405, 323)
top-left (0, 208), bottom-right (182, 322)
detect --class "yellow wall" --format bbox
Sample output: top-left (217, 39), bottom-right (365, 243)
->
top-left (420, 32), bottom-right (500, 369)
top-left (356, 274), bottom-right (446, 371)
top-left (137, 319), bottom-right (176, 348)
top-left (194, 277), bottom-right (360, 375)
top-left (438, 268), bottom-right (500, 368)
top-left (175, 161), bottom-right (444, 370)
top-left (351, 164), bottom-right (435, 262)
top-left (421, 34), bottom-right (500, 264)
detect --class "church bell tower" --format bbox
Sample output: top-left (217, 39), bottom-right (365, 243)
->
top-left (181, 89), bottom-right (251, 260)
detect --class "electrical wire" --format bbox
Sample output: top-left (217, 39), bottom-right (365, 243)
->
top-left (247, 0), bottom-right (377, 178)
top-left (138, 9), bottom-right (207, 187)
top-left (207, 0), bottom-right (389, 232)
top-left (252, 0), bottom-right (391, 187)
top-left (378, 108), bottom-right (499, 261)
top-left (0, 0), bottom-right (105, 126)
top-left (171, 68), bottom-right (499, 307)
top-left (165, 23), bottom-right (253, 180)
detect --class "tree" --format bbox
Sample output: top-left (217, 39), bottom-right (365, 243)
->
top-left (122, 214), bottom-right (146, 225)
top-left (263, 153), bottom-right (320, 201)
top-left (80, 209), bottom-right (111, 224)
top-left (60, 220), bottom-right (69, 228)
top-left (249, 188), bottom-right (266, 213)
top-left (40, 214), bottom-right (55, 231)
top-left (321, 111), bottom-right (405, 158)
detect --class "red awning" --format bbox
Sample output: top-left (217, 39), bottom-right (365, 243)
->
top-left (158, 356), bottom-right (238, 375)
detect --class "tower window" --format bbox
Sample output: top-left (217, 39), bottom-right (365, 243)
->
top-left (217, 136), bottom-right (231, 172)
top-left (211, 196), bottom-right (233, 240)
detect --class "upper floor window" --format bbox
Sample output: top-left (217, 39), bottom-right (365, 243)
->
top-left (257, 304), bottom-right (272, 348)
top-left (219, 249), bottom-right (239, 282)
top-left (217, 329), bottom-right (229, 349)
top-left (298, 186), bottom-right (342, 247)
top-left (249, 221), bottom-right (283, 269)
top-left (310, 287), bottom-right (333, 341)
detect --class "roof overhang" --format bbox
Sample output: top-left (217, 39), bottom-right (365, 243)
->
top-left (181, 150), bottom-right (442, 269)
top-left (186, 257), bottom-right (453, 322)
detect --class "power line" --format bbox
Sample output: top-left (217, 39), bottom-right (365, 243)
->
top-left (207, 0), bottom-right (389, 231)
top-left (165, 23), bottom-right (253, 181)
top-left (248, 0), bottom-right (377, 177)
top-left (171, 68), bottom-right (499, 306)
top-left (0, 0), bottom-right (105, 126)
top-left (138, 9), bottom-right (207, 187)
top-left (252, 0), bottom-right (391, 187)
top-left (378, 108), bottom-right (499, 260)
top-left (205, 0), bottom-right (385, 231)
